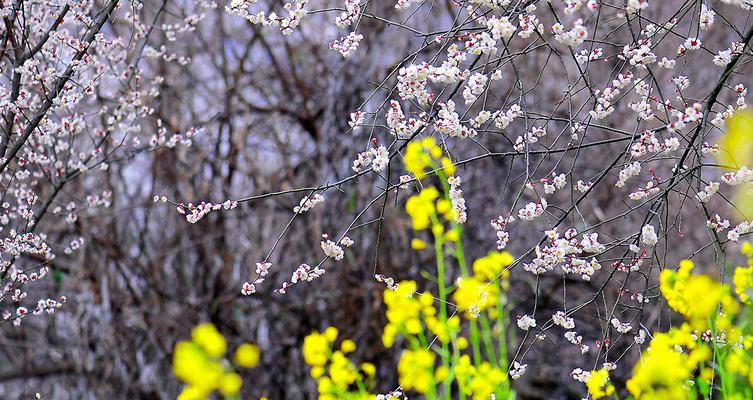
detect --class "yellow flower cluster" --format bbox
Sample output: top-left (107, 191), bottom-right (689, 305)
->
top-left (303, 327), bottom-right (375, 400)
top-left (382, 280), bottom-right (477, 346)
top-left (585, 369), bottom-right (615, 400)
top-left (466, 361), bottom-right (507, 400)
top-left (382, 281), bottom-right (435, 348)
top-left (734, 242), bottom-right (753, 304)
top-left (172, 323), bottom-right (260, 400)
top-left (734, 265), bottom-right (753, 304)
top-left (406, 187), bottom-right (440, 231)
top-left (397, 349), bottom-right (436, 394)
top-left (472, 251), bottom-right (513, 283)
top-left (723, 334), bottom-right (753, 395)
top-left (453, 251), bottom-right (513, 319)
top-left (397, 349), bottom-right (507, 400)
top-left (381, 276), bottom-right (510, 398)
top-left (627, 325), bottom-right (710, 399)
top-left (453, 276), bottom-right (498, 318)
top-left (405, 187), bottom-right (459, 242)
top-left (404, 137), bottom-right (455, 180)
top-left (628, 254), bottom-right (753, 399)
top-left (436, 355), bottom-right (506, 399)
top-left (659, 260), bottom-right (737, 330)
top-left (304, 250), bottom-right (515, 398)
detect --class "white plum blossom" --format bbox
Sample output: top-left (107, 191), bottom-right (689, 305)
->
top-left (434, 101), bottom-right (477, 138)
top-left (329, 32), bottom-right (363, 57)
top-left (722, 167), bottom-right (753, 185)
top-left (517, 314), bottom-right (537, 331)
top-left (292, 264), bottom-right (325, 283)
top-left (256, 262), bottom-right (272, 276)
top-left (487, 16), bottom-right (516, 40)
top-left (336, 0), bottom-right (360, 27)
top-left (553, 311), bottom-right (575, 329)
top-left (571, 368), bottom-right (592, 383)
top-left (510, 362), bottom-right (527, 380)
top-left (294, 194), bottom-right (325, 213)
top-left (226, 0), bottom-right (309, 35)
top-left (241, 281), bottom-right (257, 295)
top-left (463, 73), bottom-right (488, 104)
top-left (641, 224), bottom-right (658, 246)
top-left (634, 329), bottom-right (647, 344)
top-left (700, 4), bottom-right (715, 30)
top-left (658, 57), bottom-right (676, 69)
top-left (352, 146), bottom-right (389, 173)
top-left (491, 215), bottom-right (514, 249)
top-left (447, 176), bottom-right (467, 224)
top-left (696, 182), bottom-right (720, 203)
top-left (552, 19), bottom-right (588, 48)
top-left (616, 162), bottom-right (641, 188)
top-left (518, 199), bottom-right (547, 221)
top-left (728, 221), bottom-right (753, 242)
top-left (565, 330), bottom-right (582, 345)
top-left (714, 49), bottom-right (733, 67)
top-left (340, 236), bottom-right (354, 247)
top-left (611, 317), bottom-right (633, 333)
top-left (321, 235), bottom-right (345, 260)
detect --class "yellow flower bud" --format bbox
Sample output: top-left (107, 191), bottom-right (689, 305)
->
top-left (234, 343), bottom-right (261, 368)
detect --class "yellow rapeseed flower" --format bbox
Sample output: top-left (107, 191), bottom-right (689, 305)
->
top-left (405, 189), bottom-right (437, 231)
top-left (329, 351), bottom-right (358, 389)
top-left (234, 343), bottom-right (261, 368)
top-left (411, 238), bottom-right (427, 250)
top-left (453, 276), bottom-right (497, 318)
top-left (440, 157), bottom-right (455, 176)
top-left (361, 362), bottom-right (376, 377)
top-left (585, 369), bottom-right (615, 400)
top-left (627, 330), bottom-right (695, 400)
top-left (382, 281), bottom-right (425, 347)
top-left (405, 140), bottom-right (432, 180)
top-left (177, 385), bottom-right (210, 400)
top-left (191, 323), bottom-right (227, 358)
top-left (303, 331), bottom-right (331, 367)
top-left (173, 341), bottom-right (224, 393)
top-left (469, 362), bottom-right (506, 400)
top-left (324, 327), bottom-right (339, 342)
top-left (472, 251), bottom-right (513, 282)
top-left (341, 339), bottom-right (356, 353)
top-left (219, 372), bottom-right (242, 396)
top-left (397, 349), bottom-right (436, 394)
top-left (734, 264), bottom-right (753, 303)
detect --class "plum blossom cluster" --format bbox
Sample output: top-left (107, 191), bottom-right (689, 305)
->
top-left (352, 146), bottom-right (389, 173)
top-left (241, 262), bottom-right (272, 295)
top-left (294, 194), bottom-right (325, 214)
top-left (490, 214), bottom-right (514, 250)
top-left (220, 0), bottom-right (753, 395)
top-left (320, 234), bottom-right (348, 261)
top-left (0, 0), bottom-right (185, 331)
top-left (329, 32), bottom-right (363, 58)
top-left (516, 314), bottom-right (536, 331)
top-left (517, 198), bottom-right (547, 221)
top-left (175, 200), bottom-right (239, 224)
top-left (225, 0), bottom-right (308, 35)
top-left (522, 229), bottom-right (605, 277)
top-left (275, 263), bottom-right (326, 294)
top-left (552, 19), bottom-right (588, 48)
top-left (447, 176), bottom-right (467, 224)
top-left (386, 100), bottom-right (425, 139)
